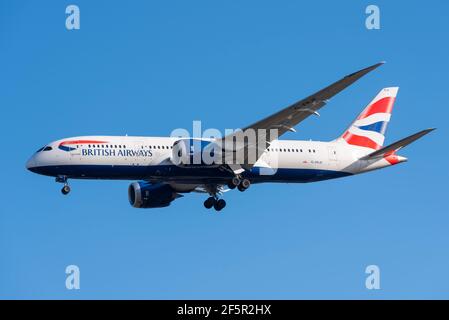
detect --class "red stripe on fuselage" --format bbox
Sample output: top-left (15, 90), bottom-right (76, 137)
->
top-left (342, 132), bottom-right (381, 150)
top-left (357, 97), bottom-right (395, 120)
top-left (60, 140), bottom-right (108, 146)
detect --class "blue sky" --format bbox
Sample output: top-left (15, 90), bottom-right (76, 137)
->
top-left (1, 0), bottom-right (448, 299)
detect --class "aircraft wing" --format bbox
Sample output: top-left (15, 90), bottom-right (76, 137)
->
top-left (222, 62), bottom-right (385, 171)
top-left (241, 62), bottom-right (384, 139)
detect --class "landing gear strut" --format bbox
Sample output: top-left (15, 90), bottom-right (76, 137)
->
top-left (204, 196), bottom-right (226, 211)
top-left (56, 175), bottom-right (71, 195)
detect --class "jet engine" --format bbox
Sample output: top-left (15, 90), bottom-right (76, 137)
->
top-left (128, 182), bottom-right (180, 208)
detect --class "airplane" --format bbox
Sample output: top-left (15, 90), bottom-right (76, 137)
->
top-left (26, 62), bottom-right (434, 211)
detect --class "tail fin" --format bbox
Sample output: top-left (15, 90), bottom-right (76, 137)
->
top-left (338, 87), bottom-right (399, 150)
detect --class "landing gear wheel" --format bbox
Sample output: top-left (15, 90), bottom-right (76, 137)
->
top-left (241, 179), bottom-right (250, 189)
top-left (204, 197), bottom-right (215, 209)
top-left (61, 185), bottom-right (71, 195)
top-left (214, 199), bottom-right (226, 211)
top-left (237, 179), bottom-right (251, 192)
top-left (227, 176), bottom-right (240, 189)
top-left (227, 183), bottom-right (236, 190)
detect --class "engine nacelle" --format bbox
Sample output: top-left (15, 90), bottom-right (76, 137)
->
top-left (128, 182), bottom-right (178, 208)
top-left (171, 138), bottom-right (221, 166)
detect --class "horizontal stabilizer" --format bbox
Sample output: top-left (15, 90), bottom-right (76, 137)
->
top-left (360, 128), bottom-right (435, 160)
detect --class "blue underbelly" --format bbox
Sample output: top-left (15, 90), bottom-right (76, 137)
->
top-left (30, 164), bottom-right (352, 183)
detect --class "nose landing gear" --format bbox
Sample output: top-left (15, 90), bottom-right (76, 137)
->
top-left (61, 185), bottom-right (71, 195)
top-left (56, 175), bottom-right (71, 195)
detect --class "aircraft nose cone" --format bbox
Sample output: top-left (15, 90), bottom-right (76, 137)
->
top-left (26, 157), bottom-right (36, 172)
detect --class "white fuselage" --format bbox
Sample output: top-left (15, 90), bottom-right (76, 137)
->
top-left (26, 135), bottom-right (406, 187)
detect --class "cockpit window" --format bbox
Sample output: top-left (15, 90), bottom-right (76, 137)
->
top-left (35, 147), bottom-right (45, 153)
top-left (43, 146), bottom-right (52, 151)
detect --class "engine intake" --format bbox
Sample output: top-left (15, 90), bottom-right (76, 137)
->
top-left (128, 182), bottom-right (179, 208)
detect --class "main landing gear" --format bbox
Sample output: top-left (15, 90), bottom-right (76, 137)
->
top-left (204, 196), bottom-right (226, 211)
top-left (204, 176), bottom-right (251, 212)
top-left (227, 176), bottom-right (251, 192)
top-left (56, 175), bottom-right (71, 195)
